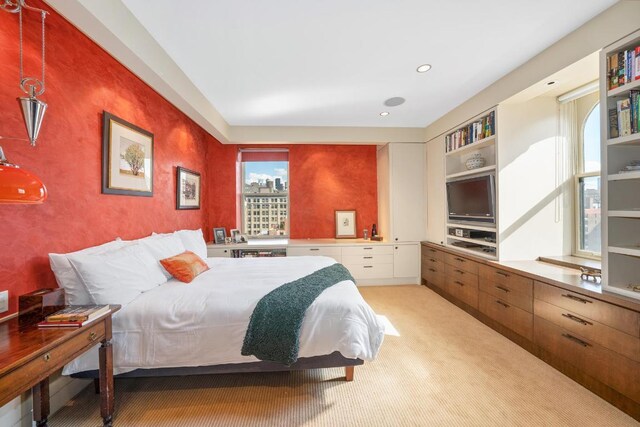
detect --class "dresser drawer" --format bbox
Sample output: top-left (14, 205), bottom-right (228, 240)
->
top-left (0, 321), bottom-right (105, 404)
top-left (534, 281), bottom-right (640, 337)
top-left (422, 255), bottom-right (444, 272)
top-left (342, 253), bottom-right (393, 265)
top-left (534, 316), bottom-right (640, 402)
top-left (423, 269), bottom-right (445, 290)
top-left (207, 247), bottom-right (231, 258)
top-left (288, 246), bottom-right (342, 261)
top-left (479, 291), bottom-right (533, 340)
top-left (343, 262), bottom-right (394, 280)
top-left (342, 245), bottom-right (393, 256)
top-left (444, 252), bottom-right (479, 275)
top-left (479, 278), bottom-right (533, 313)
top-left (446, 276), bottom-right (478, 309)
top-left (479, 265), bottom-right (533, 296)
top-left (445, 264), bottom-right (478, 288)
top-left (534, 298), bottom-right (640, 362)
top-left (422, 246), bottom-right (445, 262)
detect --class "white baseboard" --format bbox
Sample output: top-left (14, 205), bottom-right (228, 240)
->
top-left (0, 371), bottom-right (91, 427)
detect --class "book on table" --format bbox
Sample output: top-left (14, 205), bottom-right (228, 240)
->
top-left (37, 305), bottom-right (110, 328)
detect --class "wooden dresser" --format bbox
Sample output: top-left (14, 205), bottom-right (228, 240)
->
top-left (421, 242), bottom-right (640, 421)
top-left (0, 305), bottom-right (120, 427)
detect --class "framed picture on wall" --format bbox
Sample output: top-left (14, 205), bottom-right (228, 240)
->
top-left (213, 227), bottom-right (226, 244)
top-left (176, 167), bottom-right (201, 210)
top-left (102, 111), bottom-right (154, 196)
top-left (335, 210), bottom-right (356, 239)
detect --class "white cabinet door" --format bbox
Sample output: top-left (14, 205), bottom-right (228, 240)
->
top-left (393, 243), bottom-right (420, 278)
top-left (390, 143), bottom-right (426, 242)
top-left (426, 136), bottom-right (445, 245)
top-left (287, 246), bottom-right (342, 262)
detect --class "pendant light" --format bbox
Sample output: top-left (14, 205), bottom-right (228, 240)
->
top-left (0, 0), bottom-right (49, 204)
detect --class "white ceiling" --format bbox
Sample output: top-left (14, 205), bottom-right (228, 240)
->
top-left (117, 0), bottom-right (615, 128)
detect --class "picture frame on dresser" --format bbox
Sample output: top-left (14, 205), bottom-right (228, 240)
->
top-left (213, 227), bottom-right (226, 244)
top-left (335, 210), bottom-right (356, 238)
top-left (102, 111), bottom-right (154, 197)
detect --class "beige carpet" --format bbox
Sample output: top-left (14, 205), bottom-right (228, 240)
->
top-left (51, 285), bottom-right (638, 426)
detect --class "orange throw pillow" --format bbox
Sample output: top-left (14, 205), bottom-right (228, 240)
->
top-left (160, 251), bottom-right (209, 283)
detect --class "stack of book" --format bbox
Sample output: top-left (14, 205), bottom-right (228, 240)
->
top-left (37, 305), bottom-right (110, 328)
top-left (445, 111), bottom-right (495, 153)
top-left (609, 90), bottom-right (640, 138)
top-left (607, 46), bottom-right (640, 90)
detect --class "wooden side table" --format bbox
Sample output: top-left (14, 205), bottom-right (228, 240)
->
top-left (0, 305), bottom-right (120, 426)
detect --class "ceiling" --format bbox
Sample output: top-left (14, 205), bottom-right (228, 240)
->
top-left (45, 0), bottom-right (616, 142)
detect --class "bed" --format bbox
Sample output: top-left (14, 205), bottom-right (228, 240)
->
top-left (61, 255), bottom-right (385, 381)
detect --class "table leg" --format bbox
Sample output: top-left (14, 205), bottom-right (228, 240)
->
top-left (32, 377), bottom-right (50, 427)
top-left (99, 313), bottom-right (115, 427)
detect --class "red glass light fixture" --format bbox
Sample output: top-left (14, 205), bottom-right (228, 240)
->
top-left (0, 146), bottom-right (47, 204)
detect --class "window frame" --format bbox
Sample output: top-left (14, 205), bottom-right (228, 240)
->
top-left (240, 160), bottom-right (289, 239)
top-left (573, 102), bottom-right (601, 260)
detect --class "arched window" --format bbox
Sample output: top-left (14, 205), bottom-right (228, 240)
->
top-left (576, 103), bottom-right (601, 256)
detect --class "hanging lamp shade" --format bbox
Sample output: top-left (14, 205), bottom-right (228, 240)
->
top-left (18, 95), bottom-right (47, 146)
top-left (0, 147), bottom-right (47, 204)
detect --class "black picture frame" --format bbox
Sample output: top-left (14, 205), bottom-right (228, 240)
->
top-left (176, 166), bottom-right (201, 210)
top-left (102, 111), bottom-right (154, 196)
top-left (213, 227), bottom-right (226, 244)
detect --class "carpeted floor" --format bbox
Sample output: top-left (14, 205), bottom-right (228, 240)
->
top-left (51, 285), bottom-right (638, 426)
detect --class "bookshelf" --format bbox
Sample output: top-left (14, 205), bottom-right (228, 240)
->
top-left (601, 29), bottom-right (640, 300)
top-left (444, 108), bottom-right (498, 259)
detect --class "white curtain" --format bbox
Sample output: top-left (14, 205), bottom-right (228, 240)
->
top-left (556, 99), bottom-right (577, 223)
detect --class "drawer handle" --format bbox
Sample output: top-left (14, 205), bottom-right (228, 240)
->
top-left (364, 266), bottom-right (373, 268)
top-left (364, 256), bottom-right (373, 259)
top-left (429, 249), bottom-right (436, 253)
top-left (495, 300), bottom-right (510, 308)
top-left (429, 258), bottom-right (436, 262)
top-left (454, 269), bottom-right (465, 275)
top-left (561, 294), bottom-right (592, 304)
top-left (561, 313), bottom-right (592, 326)
top-left (310, 248), bottom-right (320, 251)
top-left (562, 333), bottom-right (591, 348)
top-left (454, 281), bottom-right (464, 287)
top-left (428, 268), bottom-right (436, 272)
top-left (43, 353), bottom-right (51, 362)
top-left (454, 257), bottom-right (465, 263)
top-left (88, 332), bottom-right (98, 342)
top-left (495, 285), bottom-right (510, 293)
top-left (363, 247), bottom-right (373, 250)
top-left (496, 271), bottom-right (510, 277)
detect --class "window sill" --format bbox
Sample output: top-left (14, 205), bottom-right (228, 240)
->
top-left (537, 255), bottom-right (601, 273)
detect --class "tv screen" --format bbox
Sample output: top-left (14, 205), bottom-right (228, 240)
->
top-left (446, 175), bottom-right (495, 223)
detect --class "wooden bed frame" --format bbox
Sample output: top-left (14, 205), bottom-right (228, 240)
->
top-left (72, 351), bottom-right (363, 385)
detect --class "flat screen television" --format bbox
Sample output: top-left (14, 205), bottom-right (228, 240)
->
top-left (446, 174), bottom-right (496, 224)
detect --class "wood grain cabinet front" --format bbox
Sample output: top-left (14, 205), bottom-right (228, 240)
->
top-left (479, 266), bottom-right (533, 312)
top-left (444, 252), bottom-right (479, 275)
top-left (479, 291), bottom-right (533, 340)
top-left (444, 263), bottom-right (479, 309)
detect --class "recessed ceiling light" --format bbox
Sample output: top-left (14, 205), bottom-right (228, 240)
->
top-left (416, 64), bottom-right (432, 73)
top-left (547, 81), bottom-right (556, 86)
top-left (380, 112), bottom-right (389, 116)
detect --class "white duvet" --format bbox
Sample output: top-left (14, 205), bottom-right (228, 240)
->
top-left (63, 256), bottom-right (384, 375)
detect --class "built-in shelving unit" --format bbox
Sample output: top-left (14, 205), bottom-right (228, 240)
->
top-left (601, 29), bottom-right (640, 300)
top-left (444, 108), bottom-right (498, 259)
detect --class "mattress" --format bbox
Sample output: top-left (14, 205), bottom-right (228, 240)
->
top-left (63, 256), bottom-right (385, 375)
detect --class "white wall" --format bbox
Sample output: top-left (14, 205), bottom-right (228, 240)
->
top-left (425, 135), bottom-right (445, 245)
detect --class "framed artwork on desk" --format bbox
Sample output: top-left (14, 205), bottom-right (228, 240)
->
top-left (335, 210), bottom-right (356, 238)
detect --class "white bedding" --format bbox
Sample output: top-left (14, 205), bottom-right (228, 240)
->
top-left (63, 256), bottom-right (384, 375)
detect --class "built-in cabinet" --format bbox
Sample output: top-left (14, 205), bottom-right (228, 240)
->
top-left (601, 29), bottom-right (640, 301)
top-left (421, 243), bottom-right (640, 419)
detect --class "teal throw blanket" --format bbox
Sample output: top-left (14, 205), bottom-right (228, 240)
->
top-left (241, 263), bottom-right (355, 365)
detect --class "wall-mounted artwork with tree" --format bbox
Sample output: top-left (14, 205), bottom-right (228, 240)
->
top-left (102, 111), bottom-right (154, 196)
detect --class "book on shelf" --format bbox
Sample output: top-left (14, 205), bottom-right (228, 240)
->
top-left (608, 45), bottom-right (640, 90)
top-left (445, 111), bottom-right (495, 153)
top-left (617, 98), bottom-right (632, 137)
top-left (608, 108), bottom-right (619, 139)
top-left (43, 305), bottom-right (110, 323)
top-left (609, 90), bottom-right (640, 138)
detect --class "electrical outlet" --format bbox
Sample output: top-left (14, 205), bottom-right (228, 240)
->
top-left (0, 290), bottom-right (7, 313)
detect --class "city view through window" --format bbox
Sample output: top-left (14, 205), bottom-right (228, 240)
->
top-left (242, 161), bottom-right (289, 237)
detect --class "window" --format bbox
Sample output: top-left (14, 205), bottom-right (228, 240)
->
top-left (240, 149), bottom-right (289, 237)
top-left (576, 103), bottom-right (601, 257)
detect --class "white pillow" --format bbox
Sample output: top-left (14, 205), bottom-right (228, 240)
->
top-left (174, 229), bottom-right (207, 259)
top-left (138, 234), bottom-right (186, 279)
top-left (49, 239), bottom-right (128, 305)
top-left (68, 244), bottom-right (167, 306)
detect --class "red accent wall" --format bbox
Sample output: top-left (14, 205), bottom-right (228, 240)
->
top-left (0, 2), bottom-right (379, 316)
top-left (0, 1), bottom-right (219, 315)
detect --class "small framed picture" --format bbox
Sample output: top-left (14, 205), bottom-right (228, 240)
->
top-left (335, 210), bottom-right (356, 239)
top-left (176, 166), bottom-right (201, 210)
top-left (213, 227), bottom-right (226, 244)
top-left (230, 228), bottom-right (241, 243)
